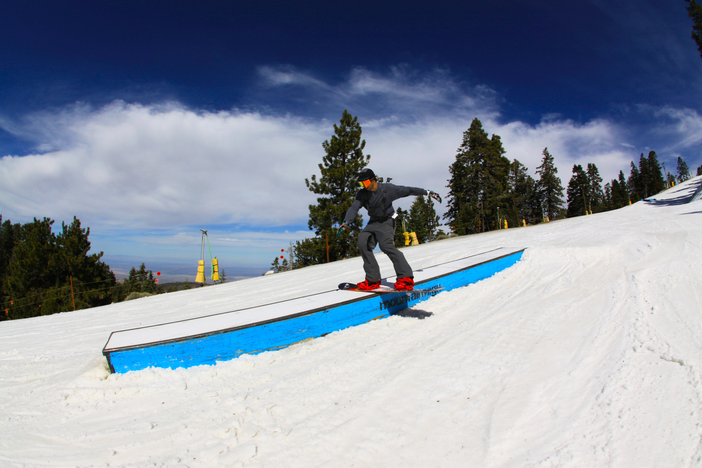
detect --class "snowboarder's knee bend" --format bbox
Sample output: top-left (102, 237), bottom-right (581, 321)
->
top-left (358, 231), bottom-right (376, 252)
top-left (377, 236), bottom-right (397, 254)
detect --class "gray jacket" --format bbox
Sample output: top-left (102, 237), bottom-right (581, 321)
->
top-left (344, 183), bottom-right (428, 224)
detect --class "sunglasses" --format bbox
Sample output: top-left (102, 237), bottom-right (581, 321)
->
top-left (358, 179), bottom-right (372, 189)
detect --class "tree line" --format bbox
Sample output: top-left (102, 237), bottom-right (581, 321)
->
top-left (276, 111), bottom-right (698, 271)
top-left (0, 216), bottom-right (173, 321)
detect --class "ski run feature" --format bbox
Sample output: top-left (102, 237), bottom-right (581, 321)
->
top-left (3, 177), bottom-right (702, 467)
top-left (102, 248), bottom-right (524, 373)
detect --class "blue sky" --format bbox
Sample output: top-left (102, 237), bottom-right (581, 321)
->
top-left (1, 0), bottom-right (701, 280)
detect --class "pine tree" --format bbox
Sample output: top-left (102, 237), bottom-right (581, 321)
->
top-left (535, 148), bottom-right (565, 221)
top-left (55, 217), bottom-right (117, 308)
top-left (603, 182), bottom-right (613, 210)
top-left (0, 217), bottom-right (20, 320)
top-left (509, 159), bottom-right (538, 225)
top-left (686, 0), bottom-right (702, 58)
top-left (635, 152), bottom-right (664, 198)
top-left (610, 171), bottom-right (630, 208)
top-left (627, 161), bottom-right (642, 201)
top-left (586, 163), bottom-right (604, 212)
top-left (270, 256), bottom-right (289, 273)
top-left (618, 171), bottom-right (629, 203)
top-left (407, 196), bottom-right (440, 243)
top-left (217, 268), bottom-right (227, 284)
top-left (567, 165), bottom-right (590, 217)
top-left (646, 151), bottom-right (665, 195)
top-left (3, 218), bottom-right (59, 318)
top-left (445, 118), bottom-right (510, 234)
top-left (122, 263), bottom-right (157, 299)
top-left (677, 157), bottom-right (691, 183)
top-left (2, 217), bottom-right (116, 319)
top-left (638, 153), bottom-right (651, 198)
top-left (298, 110), bottom-right (370, 266)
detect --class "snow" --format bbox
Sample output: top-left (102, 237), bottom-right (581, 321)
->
top-left (2, 178), bottom-right (702, 467)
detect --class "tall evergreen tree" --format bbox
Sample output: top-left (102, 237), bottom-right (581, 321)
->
top-left (638, 153), bottom-right (651, 198)
top-left (618, 170), bottom-right (629, 200)
top-left (677, 156), bottom-right (691, 183)
top-left (634, 152), bottom-right (662, 198)
top-left (603, 182), bottom-right (613, 210)
top-left (618, 170), bottom-right (630, 205)
top-left (0, 216), bottom-right (20, 320)
top-left (445, 118), bottom-right (510, 234)
top-left (627, 161), bottom-right (643, 201)
top-left (445, 120), bottom-right (481, 234)
top-left (627, 151), bottom-right (665, 199)
top-left (645, 151), bottom-right (666, 195)
top-left (298, 110), bottom-right (370, 266)
top-left (2, 217), bottom-right (115, 319)
top-left (686, 0), bottom-right (702, 58)
top-left (535, 148), bottom-right (564, 221)
top-left (3, 218), bottom-right (59, 318)
top-left (610, 170), bottom-right (630, 208)
top-left (407, 196), bottom-right (440, 243)
top-left (55, 217), bottom-right (117, 308)
top-left (509, 159), bottom-right (538, 225)
top-left (566, 165), bottom-right (590, 217)
top-left (586, 163), bottom-right (604, 213)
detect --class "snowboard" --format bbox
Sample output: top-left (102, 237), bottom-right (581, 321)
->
top-left (338, 282), bottom-right (443, 295)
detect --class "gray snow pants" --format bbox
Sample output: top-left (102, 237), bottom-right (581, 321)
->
top-left (358, 218), bottom-right (413, 282)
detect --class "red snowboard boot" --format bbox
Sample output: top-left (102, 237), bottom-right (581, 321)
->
top-left (394, 277), bottom-right (414, 291)
top-left (356, 279), bottom-right (381, 291)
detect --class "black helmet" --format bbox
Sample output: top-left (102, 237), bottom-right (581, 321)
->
top-left (357, 168), bottom-right (376, 182)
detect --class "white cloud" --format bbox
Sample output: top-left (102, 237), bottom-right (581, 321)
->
top-left (0, 101), bottom-right (326, 229)
top-left (258, 64), bottom-right (501, 122)
top-left (258, 65), bottom-right (331, 90)
top-left (653, 106), bottom-right (702, 151)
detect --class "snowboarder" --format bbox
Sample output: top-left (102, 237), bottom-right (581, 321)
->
top-left (338, 168), bottom-right (442, 291)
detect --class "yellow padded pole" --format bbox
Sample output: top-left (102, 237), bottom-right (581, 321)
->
top-left (195, 260), bottom-right (206, 283)
top-left (212, 258), bottom-right (220, 282)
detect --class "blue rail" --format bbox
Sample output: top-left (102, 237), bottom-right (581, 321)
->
top-left (104, 248), bottom-right (524, 373)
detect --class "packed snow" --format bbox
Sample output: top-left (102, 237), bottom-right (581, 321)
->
top-left (2, 178), bottom-right (702, 467)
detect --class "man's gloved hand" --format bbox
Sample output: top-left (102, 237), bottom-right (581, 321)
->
top-left (427, 190), bottom-right (442, 204)
top-left (337, 223), bottom-right (349, 237)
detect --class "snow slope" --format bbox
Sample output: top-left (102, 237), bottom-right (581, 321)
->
top-left (2, 178), bottom-right (702, 468)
